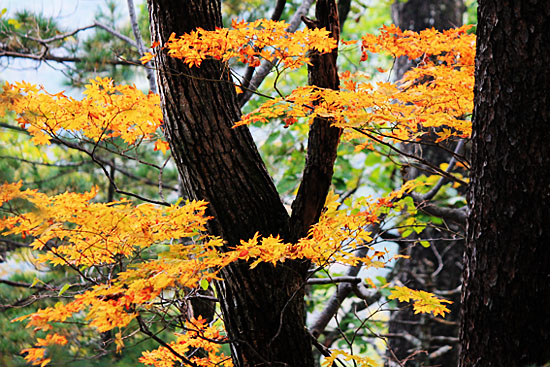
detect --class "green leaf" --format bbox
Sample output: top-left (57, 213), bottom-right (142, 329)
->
top-left (58, 283), bottom-right (71, 296)
top-left (200, 279), bottom-right (209, 291)
top-left (420, 240), bottom-right (431, 248)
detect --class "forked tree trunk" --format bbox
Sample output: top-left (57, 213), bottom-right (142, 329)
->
top-left (387, 1), bottom-right (465, 366)
top-left (147, 1), bottom-right (340, 366)
top-left (460, 1), bottom-right (550, 366)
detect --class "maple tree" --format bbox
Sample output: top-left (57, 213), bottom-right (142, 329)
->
top-left (0, 1), bottom-right (480, 366)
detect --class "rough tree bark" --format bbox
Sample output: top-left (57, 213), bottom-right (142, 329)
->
top-left (460, 1), bottom-right (550, 366)
top-left (387, 1), bottom-right (465, 366)
top-left (147, 1), bottom-right (340, 366)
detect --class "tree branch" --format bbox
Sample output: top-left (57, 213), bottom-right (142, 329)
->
top-left (307, 276), bottom-right (361, 285)
top-left (411, 139), bottom-right (465, 202)
top-left (0, 278), bottom-right (63, 292)
top-left (0, 123), bottom-right (175, 202)
top-left (1, 20), bottom-right (147, 68)
top-left (137, 315), bottom-right (199, 367)
top-left (0, 238), bottom-right (30, 249)
top-left (238, 0), bottom-right (315, 107)
top-left (93, 21), bottom-right (138, 48)
top-left (22, 24), bottom-right (97, 44)
top-left (416, 202), bottom-right (467, 225)
top-left (353, 128), bottom-right (468, 187)
top-left (126, 0), bottom-right (157, 93)
top-left (309, 224), bottom-right (381, 338)
top-left (0, 48), bottom-right (136, 65)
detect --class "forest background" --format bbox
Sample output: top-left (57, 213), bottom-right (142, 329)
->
top-left (0, 1), bottom-right (547, 367)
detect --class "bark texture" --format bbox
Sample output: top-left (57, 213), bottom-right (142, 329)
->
top-left (147, 1), bottom-right (341, 366)
top-left (460, 1), bottom-right (550, 366)
top-left (387, 1), bottom-right (465, 366)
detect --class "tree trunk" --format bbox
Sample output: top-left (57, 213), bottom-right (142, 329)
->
top-left (387, 1), bottom-right (465, 366)
top-left (147, 1), bottom-right (340, 366)
top-left (460, 1), bottom-right (550, 366)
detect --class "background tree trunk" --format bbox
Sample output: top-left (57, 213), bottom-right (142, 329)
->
top-left (460, 1), bottom-right (550, 366)
top-left (387, 1), bottom-right (465, 366)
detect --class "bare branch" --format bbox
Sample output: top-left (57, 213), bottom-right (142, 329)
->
top-left (433, 285), bottom-right (461, 296)
top-left (0, 155), bottom-right (89, 168)
top-left (0, 278), bottom-right (61, 292)
top-left (353, 128), bottom-right (468, 187)
top-left (93, 21), bottom-right (138, 48)
top-left (126, 0), bottom-right (157, 93)
top-left (307, 276), bottom-right (361, 285)
top-left (309, 224), bottom-right (381, 338)
top-left (137, 315), bottom-right (199, 367)
top-left (416, 202), bottom-right (467, 225)
top-left (0, 123), bottom-right (175, 202)
top-left (0, 48), bottom-right (135, 65)
top-left (352, 283), bottom-right (381, 304)
top-left (411, 139), bottom-right (465, 202)
top-left (0, 238), bottom-right (30, 249)
top-left (429, 345), bottom-right (453, 359)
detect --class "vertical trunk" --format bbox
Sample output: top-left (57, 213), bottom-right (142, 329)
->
top-left (387, 1), bottom-right (465, 366)
top-left (460, 1), bottom-right (550, 366)
top-left (147, 1), bottom-right (312, 366)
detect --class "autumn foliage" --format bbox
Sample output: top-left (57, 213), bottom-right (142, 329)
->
top-left (0, 20), bottom-right (474, 367)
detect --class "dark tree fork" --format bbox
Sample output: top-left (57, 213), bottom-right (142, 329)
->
top-left (147, 1), bottom-right (340, 366)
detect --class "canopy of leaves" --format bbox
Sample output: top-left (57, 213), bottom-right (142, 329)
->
top-left (0, 17), bottom-right (471, 367)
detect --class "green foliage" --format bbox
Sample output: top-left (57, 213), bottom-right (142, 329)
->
top-left (0, 11), bottom-right (62, 54)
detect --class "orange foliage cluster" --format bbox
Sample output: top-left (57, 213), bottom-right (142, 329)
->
top-left (0, 20), bottom-right (468, 367)
top-left (0, 182), bottom-right (211, 266)
top-left (0, 77), bottom-right (163, 146)
top-left (0, 179), bottom-right (451, 366)
top-left (142, 18), bottom-right (337, 70)
top-left (140, 316), bottom-right (232, 367)
top-left (389, 286), bottom-right (452, 317)
top-left (360, 24), bottom-right (475, 63)
top-left (238, 25), bottom-right (474, 145)
top-left (20, 333), bottom-right (67, 367)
